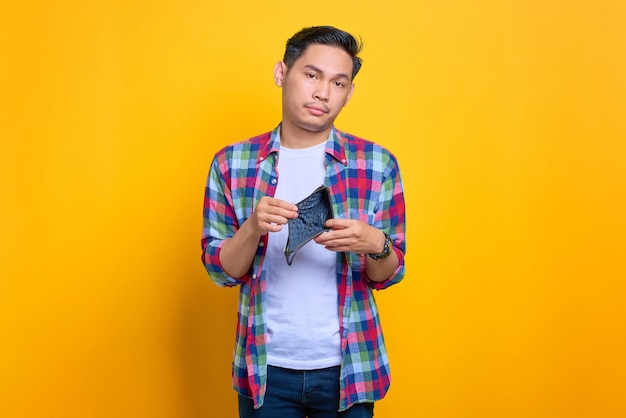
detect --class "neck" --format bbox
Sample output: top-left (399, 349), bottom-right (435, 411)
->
top-left (279, 123), bottom-right (331, 149)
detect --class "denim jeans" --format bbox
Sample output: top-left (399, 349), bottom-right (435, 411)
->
top-left (238, 365), bottom-right (375, 418)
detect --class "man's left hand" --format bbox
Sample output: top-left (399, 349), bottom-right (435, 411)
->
top-left (313, 218), bottom-right (384, 255)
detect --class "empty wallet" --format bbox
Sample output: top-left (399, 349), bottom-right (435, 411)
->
top-left (284, 185), bottom-right (334, 265)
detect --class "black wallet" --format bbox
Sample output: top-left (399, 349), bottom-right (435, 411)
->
top-left (284, 185), bottom-right (334, 265)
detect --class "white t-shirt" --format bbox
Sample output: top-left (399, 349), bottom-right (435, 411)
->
top-left (265, 141), bottom-right (342, 370)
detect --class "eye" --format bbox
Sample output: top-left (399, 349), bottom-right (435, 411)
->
top-left (334, 81), bottom-right (346, 88)
top-left (305, 73), bottom-right (317, 79)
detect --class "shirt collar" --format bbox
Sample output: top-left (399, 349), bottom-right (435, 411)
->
top-left (262, 124), bottom-right (348, 166)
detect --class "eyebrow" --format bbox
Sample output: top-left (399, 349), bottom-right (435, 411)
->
top-left (304, 64), bottom-right (351, 81)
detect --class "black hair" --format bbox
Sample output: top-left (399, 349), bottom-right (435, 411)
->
top-left (283, 26), bottom-right (364, 80)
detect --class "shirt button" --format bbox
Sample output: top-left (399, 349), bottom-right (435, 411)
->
top-left (341, 159), bottom-right (347, 164)
top-left (258, 242), bottom-right (265, 247)
top-left (271, 178), bottom-right (277, 184)
top-left (252, 273), bottom-right (257, 279)
top-left (259, 156), bottom-right (264, 161)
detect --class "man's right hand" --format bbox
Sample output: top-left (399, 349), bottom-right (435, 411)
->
top-left (218, 196), bottom-right (298, 278)
top-left (246, 196), bottom-right (299, 235)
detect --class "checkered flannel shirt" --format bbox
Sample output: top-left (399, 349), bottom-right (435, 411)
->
top-left (201, 125), bottom-right (406, 411)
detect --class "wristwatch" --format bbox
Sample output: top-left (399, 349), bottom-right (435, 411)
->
top-left (368, 232), bottom-right (393, 260)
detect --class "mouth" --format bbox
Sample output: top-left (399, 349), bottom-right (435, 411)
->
top-left (305, 103), bottom-right (329, 116)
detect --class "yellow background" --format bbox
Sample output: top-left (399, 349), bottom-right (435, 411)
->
top-left (1, 1), bottom-right (625, 417)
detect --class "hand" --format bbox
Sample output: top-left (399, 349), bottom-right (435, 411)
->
top-left (247, 196), bottom-right (298, 236)
top-left (313, 218), bottom-right (385, 254)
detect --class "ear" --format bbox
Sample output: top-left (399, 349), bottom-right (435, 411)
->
top-left (344, 83), bottom-right (355, 107)
top-left (274, 61), bottom-right (287, 87)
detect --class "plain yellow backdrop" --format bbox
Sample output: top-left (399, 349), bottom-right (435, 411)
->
top-left (1, 1), bottom-right (625, 417)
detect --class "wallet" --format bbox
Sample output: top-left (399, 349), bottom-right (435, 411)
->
top-left (284, 185), bottom-right (334, 265)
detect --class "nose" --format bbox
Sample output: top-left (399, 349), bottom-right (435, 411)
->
top-left (314, 84), bottom-right (329, 102)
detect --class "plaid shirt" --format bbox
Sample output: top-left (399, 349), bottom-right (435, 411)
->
top-left (201, 125), bottom-right (406, 411)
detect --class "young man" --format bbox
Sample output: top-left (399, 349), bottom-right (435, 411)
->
top-left (202, 26), bottom-right (407, 418)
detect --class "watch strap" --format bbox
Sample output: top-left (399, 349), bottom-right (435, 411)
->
top-left (368, 232), bottom-right (392, 260)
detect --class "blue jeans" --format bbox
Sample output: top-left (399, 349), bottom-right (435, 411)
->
top-left (238, 365), bottom-right (375, 418)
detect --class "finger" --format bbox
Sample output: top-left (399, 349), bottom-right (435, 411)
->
top-left (324, 218), bottom-right (353, 229)
top-left (315, 230), bottom-right (348, 244)
top-left (257, 199), bottom-right (298, 221)
top-left (264, 197), bottom-right (298, 212)
top-left (261, 213), bottom-right (291, 226)
top-left (314, 231), bottom-right (332, 244)
top-left (265, 223), bottom-right (283, 233)
top-left (257, 216), bottom-right (287, 234)
top-left (267, 199), bottom-right (298, 219)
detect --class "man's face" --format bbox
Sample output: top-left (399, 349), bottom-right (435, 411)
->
top-left (274, 44), bottom-right (355, 136)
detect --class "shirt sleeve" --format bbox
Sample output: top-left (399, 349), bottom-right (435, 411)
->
top-left (366, 151), bottom-right (407, 290)
top-left (200, 152), bottom-right (247, 287)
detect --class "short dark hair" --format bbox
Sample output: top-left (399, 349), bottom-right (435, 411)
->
top-left (283, 26), bottom-right (364, 80)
